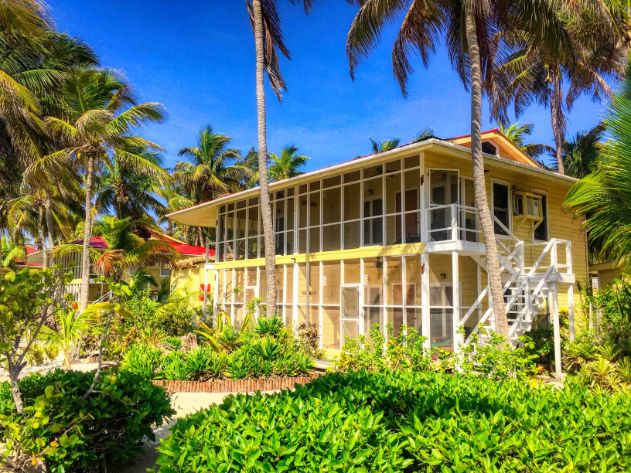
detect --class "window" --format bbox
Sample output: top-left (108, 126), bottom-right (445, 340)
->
top-left (492, 182), bottom-right (510, 235)
top-left (160, 262), bottom-right (171, 278)
top-left (363, 198), bottom-right (383, 245)
top-left (482, 141), bottom-right (498, 155)
top-left (533, 194), bottom-right (548, 241)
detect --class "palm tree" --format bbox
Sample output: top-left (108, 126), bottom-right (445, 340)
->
top-left (412, 127), bottom-right (435, 142)
top-left (27, 69), bottom-right (166, 311)
top-left (491, 3), bottom-right (628, 174)
top-left (370, 137), bottom-right (400, 153)
top-left (0, 235), bottom-right (25, 269)
top-left (269, 145), bottom-right (309, 181)
top-left (41, 309), bottom-right (92, 369)
top-left (346, 0), bottom-right (578, 340)
top-left (561, 124), bottom-right (604, 178)
top-left (237, 147), bottom-right (261, 188)
top-left (248, 0), bottom-right (307, 313)
top-left (96, 147), bottom-right (167, 219)
top-left (90, 215), bottom-right (176, 281)
top-left (498, 122), bottom-right (554, 159)
top-left (175, 126), bottom-right (248, 202)
top-left (565, 67), bottom-right (631, 268)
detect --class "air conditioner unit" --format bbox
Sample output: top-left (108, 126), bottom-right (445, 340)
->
top-left (513, 191), bottom-right (543, 221)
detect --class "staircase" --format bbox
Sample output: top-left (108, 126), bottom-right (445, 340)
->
top-left (461, 218), bottom-right (572, 346)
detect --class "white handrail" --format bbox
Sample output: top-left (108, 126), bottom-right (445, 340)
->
top-left (508, 266), bottom-right (554, 338)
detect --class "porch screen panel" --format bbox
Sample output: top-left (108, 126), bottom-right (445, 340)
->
top-left (363, 258), bottom-right (383, 334)
top-left (322, 262), bottom-right (341, 349)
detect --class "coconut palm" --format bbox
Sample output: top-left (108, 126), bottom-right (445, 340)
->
top-left (90, 215), bottom-right (176, 282)
top-left (498, 122), bottom-right (554, 159)
top-left (0, 235), bottom-right (25, 269)
top-left (565, 66), bottom-right (631, 269)
top-left (561, 124), bottom-right (605, 178)
top-left (237, 147), bottom-right (261, 188)
top-left (175, 126), bottom-right (248, 202)
top-left (412, 128), bottom-right (435, 142)
top-left (269, 145), bottom-right (309, 181)
top-left (370, 137), bottom-right (400, 153)
top-left (96, 147), bottom-right (167, 219)
top-left (248, 0), bottom-right (313, 312)
top-left (491, 3), bottom-right (628, 174)
top-left (26, 68), bottom-right (166, 310)
top-left (345, 0), bottom-right (580, 339)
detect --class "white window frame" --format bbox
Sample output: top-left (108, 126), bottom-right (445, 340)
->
top-left (531, 188), bottom-right (549, 242)
top-left (491, 178), bottom-right (512, 237)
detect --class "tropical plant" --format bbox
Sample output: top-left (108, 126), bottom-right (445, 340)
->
top-left (155, 370), bottom-right (631, 472)
top-left (269, 144), bottom-right (309, 181)
top-left (174, 125), bottom-right (248, 201)
top-left (26, 68), bottom-right (166, 310)
top-left (0, 268), bottom-right (69, 412)
top-left (0, 369), bottom-right (173, 472)
top-left (345, 0), bottom-right (574, 338)
top-left (411, 127), bottom-right (434, 142)
top-left (561, 123), bottom-right (605, 178)
top-left (246, 0), bottom-right (318, 312)
top-left (95, 147), bottom-right (167, 219)
top-left (491, 2), bottom-right (628, 174)
top-left (0, 235), bottom-right (25, 269)
top-left (498, 122), bottom-right (553, 159)
top-left (370, 137), bottom-right (400, 153)
top-left (53, 215), bottom-right (175, 282)
top-left (41, 309), bottom-right (92, 369)
top-left (565, 65), bottom-right (631, 269)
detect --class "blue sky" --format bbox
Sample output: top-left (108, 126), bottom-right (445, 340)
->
top-left (49, 1), bottom-right (611, 171)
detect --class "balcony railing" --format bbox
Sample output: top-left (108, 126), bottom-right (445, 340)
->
top-left (426, 204), bottom-right (481, 243)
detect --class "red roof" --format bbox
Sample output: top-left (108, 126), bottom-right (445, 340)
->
top-left (72, 235), bottom-right (209, 256)
top-left (168, 242), bottom-right (212, 256)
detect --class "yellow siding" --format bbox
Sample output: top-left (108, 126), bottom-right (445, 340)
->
top-left (424, 151), bottom-right (589, 315)
top-left (171, 264), bottom-right (206, 306)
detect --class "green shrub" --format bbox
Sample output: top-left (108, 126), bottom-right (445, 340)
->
top-left (120, 343), bottom-right (163, 378)
top-left (335, 324), bottom-right (535, 381)
top-left (0, 369), bottom-right (173, 472)
top-left (255, 315), bottom-right (284, 337)
top-left (159, 351), bottom-right (189, 380)
top-left (155, 370), bottom-right (631, 472)
top-left (459, 331), bottom-right (537, 381)
top-left (336, 324), bottom-right (432, 373)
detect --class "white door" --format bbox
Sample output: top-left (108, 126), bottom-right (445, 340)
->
top-left (340, 285), bottom-right (360, 348)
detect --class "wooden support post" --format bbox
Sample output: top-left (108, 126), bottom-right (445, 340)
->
top-left (549, 283), bottom-right (562, 379)
top-left (421, 252), bottom-right (430, 349)
top-left (451, 251), bottom-right (462, 353)
top-left (566, 241), bottom-right (575, 341)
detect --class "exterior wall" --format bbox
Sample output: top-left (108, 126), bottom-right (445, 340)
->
top-left (424, 150), bottom-right (588, 313)
top-left (171, 264), bottom-right (206, 306)
top-left (204, 145), bottom-right (588, 352)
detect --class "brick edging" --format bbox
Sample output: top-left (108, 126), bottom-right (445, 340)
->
top-left (153, 372), bottom-right (324, 393)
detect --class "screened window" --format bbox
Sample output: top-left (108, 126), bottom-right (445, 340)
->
top-left (492, 182), bottom-right (510, 235)
top-left (533, 194), bottom-right (548, 241)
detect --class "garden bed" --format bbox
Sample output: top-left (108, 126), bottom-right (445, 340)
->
top-left (153, 372), bottom-right (324, 393)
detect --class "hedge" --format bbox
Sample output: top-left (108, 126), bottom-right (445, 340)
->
top-left (155, 370), bottom-right (631, 472)
top-left (0, 369), bottom-right (174, 472)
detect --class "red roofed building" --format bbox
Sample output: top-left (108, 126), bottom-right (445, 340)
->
top-left (26, 232), bottom-right (210, 302)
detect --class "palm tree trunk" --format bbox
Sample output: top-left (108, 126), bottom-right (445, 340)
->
top-left (44, 194), bottom-right (55, 266)
top-left (253, 0), bottom-right (277, 314)
top-left (464, 8), bottom-right (509, 341)
top-left (551, 72), bottom-right (566, 175)
top-left (38, 204), bottom-right (48, 268)
top-left (79, 155), bottom-right (94, 312)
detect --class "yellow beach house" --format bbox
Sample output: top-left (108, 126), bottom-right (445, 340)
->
top-left (168, 130), bottom-right (587, 373)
